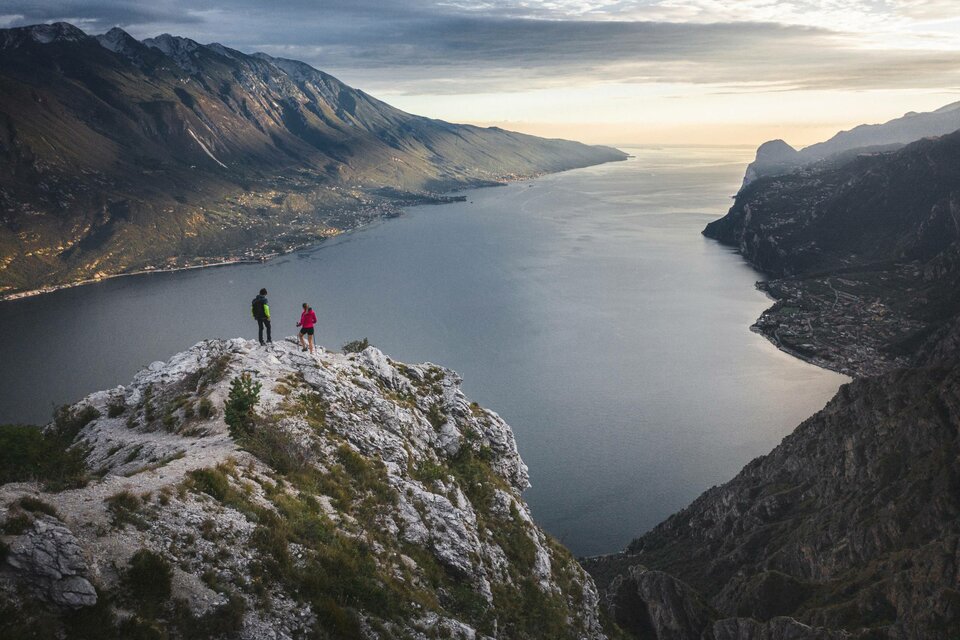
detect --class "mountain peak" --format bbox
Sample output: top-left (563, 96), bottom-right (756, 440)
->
top-left (95, 26), bottom-right (139, 54)
top-left (26, 21), bottom-right (87, 44)
top-left (143, 33), bottom-right (203, 72)
top-left (0, 21), bottom-right (88, 49)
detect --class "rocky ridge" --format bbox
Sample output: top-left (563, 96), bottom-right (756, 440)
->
top-left (740, 101), bottom-right (960, 189)
top-left (0, 338), bottom-right (608, 639)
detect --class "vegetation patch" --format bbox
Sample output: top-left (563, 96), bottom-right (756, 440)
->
top-left (239, 423), bottom-right (310, 475)
top-left (0, 415), bottom-right (91, 492)
top-left (107, 400), bottom-right (126, 418)
top-left (124, 549), bottom-right (173, 614)
top-left (412, 459), bottom-right (448, 485)
top-left (2, 511), bottom-right (33, 535)
top-left (292, 391), bottom-right (329, 432)
top-left (184, 353), bottom-right (232, 393)
top-left (224, 373), bottom-right (262, 438)
top-left (342, 338), bottom-right (370, 353)
top-left (16, 497), bottom-right (58, 518)
top-left (197, 397), bottom-right (216, 419)
top-left (425, 403), bottom-right (447, 430)
top-left (106, 490), bottom-right (145, 529)
top-left (184, 462), bottom-right (260, 519)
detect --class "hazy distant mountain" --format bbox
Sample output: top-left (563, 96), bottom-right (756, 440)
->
top-left (0, 22), bottom-right (626, 296)
top-left (741, 101), bottom-right (960, 188)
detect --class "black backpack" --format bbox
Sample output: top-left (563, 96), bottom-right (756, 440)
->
top-left (252, 297), bottom-right (266, 319)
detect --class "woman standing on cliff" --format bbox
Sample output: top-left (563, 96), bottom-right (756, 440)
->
top-left (297, 303), bottom-right (317, 354)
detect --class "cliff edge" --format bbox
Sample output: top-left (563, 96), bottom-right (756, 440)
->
top-left (0, 338), bottom-right (609, 639)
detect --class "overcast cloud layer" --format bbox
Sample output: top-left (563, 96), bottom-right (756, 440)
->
top-left (3, 0), bottom-right (959, 94)
top-left (3, 1), bottom-right (960, 143)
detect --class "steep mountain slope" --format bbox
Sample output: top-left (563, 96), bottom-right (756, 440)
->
top-left (0, 338), bottom-right (611, 639)
top-left (741, 101), bottom-right (960, 188)
top-left (704, 131), bottom-right (960, 376)
top-left (0, 22), bottom-right (626, 297)
top-left (587, 338), bottom-right (960, 639)
top-left (584, 122), bottom-right (960, 640)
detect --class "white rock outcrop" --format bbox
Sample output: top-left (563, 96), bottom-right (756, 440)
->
top-left (0, 338), bottom-right (607, 639)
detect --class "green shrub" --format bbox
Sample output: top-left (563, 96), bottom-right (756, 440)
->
top-left (106, 491), bottom-right (144, 528)
top-left (425, 403), bottom-right (447, 430)
top-left (17, 497), bottom-right (58, 518)
top-left (0, 423), bottom-right (89, 491)
top-left (413, 460), bottom-right (448, 484)
top-left (342, 338), bottom-right (370, 353)
top-left (2, 512), bottom-right (33, 535)
top-left (107, 401), bottom-right (126, 418)
top-left (52, 405), bottom-right (101, 441)
top-left (186, 467), bottom-right (232, 502)
top-left (125, 549), bottom-right (172, 609)
top-left (198, 397), bottom-right (215, 419)
top-left (296, 392), bottom-right (329, 431)
top-left (224, 374), bottom-right (261, 438)
top-left (197, 354), bottom-right (232, 391)
top-left (0, 425), bottom-right (49, 483)
top-left (448, 445), bottom-right (498, 512)
top-left (240, 425), bottom-right (309, 475)
top-left (171, 593), bottom-right (246, 639)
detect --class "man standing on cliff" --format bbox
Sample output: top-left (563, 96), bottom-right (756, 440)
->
top-left (252, 288), bottom-right (272, 345)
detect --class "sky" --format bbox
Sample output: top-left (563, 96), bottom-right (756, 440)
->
top-left (3, 1), bottom-right (960, 145)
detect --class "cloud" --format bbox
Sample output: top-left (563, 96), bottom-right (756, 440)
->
top-left (4, 0), bottom-right (960, 97)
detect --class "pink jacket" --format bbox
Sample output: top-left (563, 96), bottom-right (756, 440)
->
top-left (299, 309), bottom-right (317, 329)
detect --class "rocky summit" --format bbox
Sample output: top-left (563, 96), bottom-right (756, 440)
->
top-left (0, 338), bottom-right (608, 639)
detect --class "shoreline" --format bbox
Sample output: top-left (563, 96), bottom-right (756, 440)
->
top-left (0, 257), bottom-right (266, 303)
top-left (0, 159), bottom-right (627, 305)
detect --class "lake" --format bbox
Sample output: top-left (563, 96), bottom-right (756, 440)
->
top-left (0, 146), bottom-right (845, 555)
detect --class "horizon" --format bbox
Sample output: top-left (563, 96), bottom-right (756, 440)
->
top-left (4, 1), bottom-right (960, 147)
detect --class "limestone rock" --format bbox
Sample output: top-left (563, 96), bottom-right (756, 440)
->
top-left (5, 515), bottom-right (97, 608)
top-left (0, 338), bottom-right (604, 639)
top-left (606, 565), bottom-right (714, 640)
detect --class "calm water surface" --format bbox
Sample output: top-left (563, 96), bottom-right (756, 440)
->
top-left (0, 146), bottom-right (845, 555)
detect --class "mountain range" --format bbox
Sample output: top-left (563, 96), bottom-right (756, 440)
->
top-left (0, 22), bottom-right (625, 297)
top-left (741, 101), bottom-right (960, 188)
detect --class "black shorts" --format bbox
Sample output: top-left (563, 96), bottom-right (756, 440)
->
top-left (299, 327), bottom-right (314, 336)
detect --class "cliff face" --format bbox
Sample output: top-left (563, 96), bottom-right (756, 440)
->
top-left (589, 362), bottom-right (960, 639)
top-left (584, 124), bottom-right (960, 640)
top-left (0, 339), bottom-right (608, 639)
top-left (0, 22), bottom-right (626, 296)
top-left (703, 131), bottom-right (960, 377)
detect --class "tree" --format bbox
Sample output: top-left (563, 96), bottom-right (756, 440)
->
top-left (224, 373), bottom-right (261, 438)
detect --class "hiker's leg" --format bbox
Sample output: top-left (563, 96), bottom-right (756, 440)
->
top-left (298, 332), bottom-right (305, 349)
top-left (308, 334), bottom-right (315, 353)
top-left (265, 320), bottom-right (272, 343)
top-left (257, 319), bottom-right (265, 345)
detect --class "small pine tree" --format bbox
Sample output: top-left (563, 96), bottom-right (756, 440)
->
top-left (224, 373), bottom-right (261, 438)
